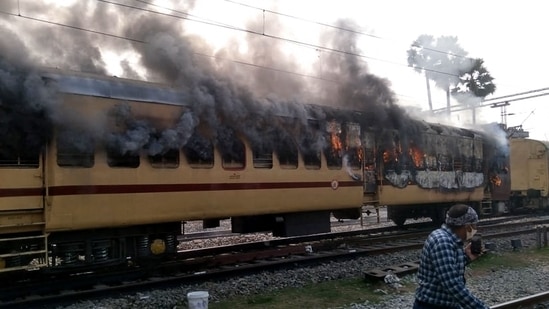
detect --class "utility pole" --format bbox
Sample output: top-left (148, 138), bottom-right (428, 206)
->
top-left (490, 101), bottom-right (513, 125)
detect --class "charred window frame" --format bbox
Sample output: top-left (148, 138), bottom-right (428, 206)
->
top-left (425, 155), bottom-right (437, 170)
top-left (437, 154), bottom-right (453, 171)
top-left (183, 133), bottom-right (214, 168)
top-left (302, 149), bottom-right (321, 169)
top-left (275, 135), bottom-right (298, 169)
top-left (473, 138), bottom-right (483, 173)
top-left (56, 130), bottom-right (95, 168)
top-left (218, 129), bottom-right (245, 169)
top-left (301, 121), bottom-right (321, 169)
top-left (107, 148), bottom-right (140, 168)
top-left (345, 123), bottom-right (362, 170)
top-left (362, 132), bottom-right (376, 170)
top-left (148, 149), bottom-right (179, 168)
top-left (252, 142), bottom-right (273, 169)
top-left (323, 121), bottom-right (342, 169)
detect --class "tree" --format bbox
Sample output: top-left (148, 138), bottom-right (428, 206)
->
top-left (452, 58), bottom-right (497, 123)
top-left (407, 35), bottom-right (470, 114)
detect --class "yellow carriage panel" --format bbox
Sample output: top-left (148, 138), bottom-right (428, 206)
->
top-left (378, 185), bottom-right (484, 205)
top-left (510, 138), bottom-right (549, 197)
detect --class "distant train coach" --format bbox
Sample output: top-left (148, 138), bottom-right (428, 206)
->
top-left (0, 69), bottom-right (511, 273)
top-left (509, 138), bottom-right (549, 211)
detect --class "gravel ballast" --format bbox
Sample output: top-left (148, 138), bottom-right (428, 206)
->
top-left (54, 231), bottom-right (549, 309)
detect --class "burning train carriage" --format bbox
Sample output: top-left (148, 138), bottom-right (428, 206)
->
top-left (0, 70), bottom-right (367, 273)
top-left (0, 68), bottom-right (513, 273)
top-left (353, 118), bottom-right (510, 226)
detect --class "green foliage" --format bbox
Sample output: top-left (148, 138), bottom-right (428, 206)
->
top-left (197, 249), bottom-right (549, 309)
top-left (406, 34), bottom-right (468, 89)
top-left (453, 58), bottom-right (497, 100)
top-left (205, 278), bottom-right (384, 309)
top-left (407, 34), bottom-right (497, 109)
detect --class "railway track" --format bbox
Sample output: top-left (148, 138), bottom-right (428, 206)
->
top-left (491, 291), bottom-right (549, 308)
top-left (2, 217), bottom-right (548, 308)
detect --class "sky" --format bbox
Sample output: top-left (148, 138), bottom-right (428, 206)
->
top-left (1, 0), bottom-right (548, 139)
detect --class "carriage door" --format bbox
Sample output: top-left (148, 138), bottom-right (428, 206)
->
top-left (362, 131), bottom-right (377, 194)
top-left (0, 151), bottom-right (44, 233)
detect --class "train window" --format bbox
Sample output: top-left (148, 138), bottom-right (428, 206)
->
top-left (346, 148), bottom-right (362, 169)
top-left (324, 121), bottom-right (342, 170)
top-left (148, 149), bottom-right (179, 168)
top-left (252, 142), bottom-right (273, 169)
top-left (183, 134), bottom-right (214, 168)
top-left (437, 154), bottom-right (452, 171)
top-left (345, 123), bottom-right (362, 170)
top-left (425, 155), bottom-right (437, 170)
top-left (303, 150), bottom-right (321, 169)
top-left (107, 148), bottom-right (140, 168)
top-left (56, 131), bottom-right (95, 168)
top-left (221, 143), bottom-right (245, 169)
top-left (275, 135), bottom-right (298, 169)
top-left (217, 128), bottom-right (245, 169)
top-left (0, 152), bottom-right (39, 168)
top-left (300, 121), bottom-right (321, 169)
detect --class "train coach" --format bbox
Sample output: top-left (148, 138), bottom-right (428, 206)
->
top-left (0, 68), bottom-right (510, 273)
top-left (509, 137), bottom-right (549, 211)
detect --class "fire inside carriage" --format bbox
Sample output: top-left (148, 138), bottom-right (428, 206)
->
top-left (0, 69), bottom-right (540, 274)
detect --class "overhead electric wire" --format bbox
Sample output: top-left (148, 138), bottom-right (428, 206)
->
top-left (0, 10), bottom-right (146, 43)
top-left (0, 0), bottom-right (463, 83)
top-left (0, 0), bottom-right (527, 106)
top-left (0, 8), bottom-right (337, 83)
top-left (99, 0), bottom-right (461, 79)
top-left (432, 90), bottom-right (549, 114)
top-left (223, 0), bottom-right (472, 61)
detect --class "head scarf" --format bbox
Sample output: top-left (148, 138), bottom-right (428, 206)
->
top-left (445, 206), bottom-right (479, 226)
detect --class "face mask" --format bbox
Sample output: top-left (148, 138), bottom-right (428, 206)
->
top-left (466, 225), bottom-right (477, 241)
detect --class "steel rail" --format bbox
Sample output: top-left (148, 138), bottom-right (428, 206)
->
top-left (491, 290), bottom-right (549, 309)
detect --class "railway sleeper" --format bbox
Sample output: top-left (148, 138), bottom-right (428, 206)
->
top-left (363, 260), bottom-right (420, 281)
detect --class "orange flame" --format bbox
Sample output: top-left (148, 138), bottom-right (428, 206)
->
top-left (356, 147), bottom-right (364, 162)
top-left (491, 175), bottom-right (502, 186)
top-left (382, 150), bottom-right (391, 163)
top-left (408, 146), bottom-right (425, 168)
top-left (331, 133), bottom-right (342, 155)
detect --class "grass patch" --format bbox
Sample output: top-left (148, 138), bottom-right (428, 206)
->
top-left (207, 277), bottom-right (388, 309)
top-left (469, 246), bottom-right (549, 275)
top-left (188, 248), bottom-right (549, 309)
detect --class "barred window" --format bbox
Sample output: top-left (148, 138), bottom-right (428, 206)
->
top-left (57, 130), bottom-right (94, 168)
top-left (148, 149), bottom-right (179, 168)
top-left (183, 133), bottom-right (214, 168)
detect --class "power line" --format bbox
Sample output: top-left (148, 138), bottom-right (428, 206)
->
top-left (0, 10), bottom-right (145, 43)
top-left (432, 89), bottom-right (549, 114)
top-left (1, 0), bottom-right (464, 104)
top-left (99, 0), bottom-right (463, 79)
top-left (223, 0), bottom-right (474, 60)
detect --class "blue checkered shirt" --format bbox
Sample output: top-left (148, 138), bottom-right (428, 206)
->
top-left (414, 224), bottom-right (489, 309)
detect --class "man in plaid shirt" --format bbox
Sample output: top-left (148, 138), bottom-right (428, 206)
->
top-left (413, 204), bottom-right (489, 309)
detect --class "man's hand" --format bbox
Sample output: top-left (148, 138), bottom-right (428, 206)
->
top-left (465, 243), bottom-right (482, 261)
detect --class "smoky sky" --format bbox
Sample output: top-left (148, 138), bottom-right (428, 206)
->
top-left (0, 0), bottom-right (436, 158)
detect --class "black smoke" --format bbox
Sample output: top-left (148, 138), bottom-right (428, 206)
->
top-left (0, 1), bottom-right (426, 159)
